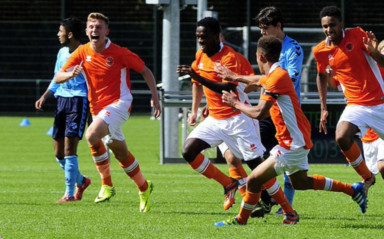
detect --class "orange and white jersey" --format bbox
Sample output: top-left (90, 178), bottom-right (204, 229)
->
top-left (62, 39), bottom-right (145, 115)
top-left (259, 63), bottom-right (313, 150)
top-left (191, 44), bottom-right (241, 120)
top-left (313, 27), bottom-right (384, 106)
top-left (361, 128), bottom-right (380, 143)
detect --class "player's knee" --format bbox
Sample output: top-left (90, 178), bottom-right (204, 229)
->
top-left (246, 176), bottom-right (262, 192)
top-left (181, 145), bottom-right (196, 163)
top-left (335, 133), bottom-right (353, 150)
top-left (85, 129), bottom-right (98, 146)
top-left (225, 151), bottom-right (241, 167)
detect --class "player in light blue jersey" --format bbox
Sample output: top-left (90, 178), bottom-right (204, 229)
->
top-left (35, 17), bottom-right (91, 203)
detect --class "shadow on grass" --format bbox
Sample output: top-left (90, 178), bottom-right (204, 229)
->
top-left (151, 210), bottom-right (236, 216)
top-left (298, 213), bottom-right (384, 229)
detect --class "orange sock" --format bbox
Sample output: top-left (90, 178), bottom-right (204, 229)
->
top-left (119, 151), bottom-right (148, 192)
top-left (312, 174), bottom-right (354, 196)
top-left (342, 143), bottom-right (372, 180)
top-left (229, 166), bottom-right (248, 197)
top-left (237, 191), bottom-right (260, 224)
top-left (90, 141), bottom-right (112, 186)
top-left (263, 177), bottom-right (295, 214)
top-left (189, 154), bottom-right (232, 187)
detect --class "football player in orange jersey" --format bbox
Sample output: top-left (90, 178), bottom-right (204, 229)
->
top-left (55, 13), bottom-right (161, 212)
top-left (199, 34), bottom-right (292, 212)
top-left (314, 6), bottom-right (384, 197)
top-left (177, 17), bottom-right (294, 214)
top-left (215, 35), bottom-right (367, 226)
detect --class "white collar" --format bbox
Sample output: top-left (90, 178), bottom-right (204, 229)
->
top-left (219, 42), bottom-right (224, 52)
top-left (268, 62), bottom-right (280, 74)
top-left (105, 38), bottom-right (111, 49)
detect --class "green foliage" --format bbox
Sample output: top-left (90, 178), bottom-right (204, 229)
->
top-left (0, 116), bottom-right (383, 238)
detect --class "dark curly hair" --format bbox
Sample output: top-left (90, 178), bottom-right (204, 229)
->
top-left (197, 17), bottom-right (221, 35)
top-left (320, 6), bottom-right (342, 22)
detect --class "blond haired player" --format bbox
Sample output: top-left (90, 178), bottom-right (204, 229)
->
top-left (55, 13), bottom-right (161, 212)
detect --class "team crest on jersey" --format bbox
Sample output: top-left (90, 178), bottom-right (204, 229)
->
top-left (250, 144), bottom-right (257, 151)
top-left (345, 42), bottom-right (354, 51)
top-left (86, 56), bottom-right (92, 62)
top-left (328, 55), bottom-right (334, 61)
top-left (106, 57), bottom-right (114, 66)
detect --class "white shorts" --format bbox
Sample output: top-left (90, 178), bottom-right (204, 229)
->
top-left (187, 114), bottom-right (265, 161)
top-left (270, 145), bottom-right (309, 176)
top-left (93, 100), bottom-right (132, 141)
top-left (338, 104), bottom-right (384, 139)
top-left (363, 138), bottom-right (384, 175)
top-left (218, 118), bottom-right (262, 159)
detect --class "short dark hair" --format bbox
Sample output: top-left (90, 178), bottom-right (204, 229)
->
top-left (257, 36), bottom-right (282, 63)
top-left (320, 6), bottom-right (342, 22)
top-left (197, 17), bottom-right (221, 35)
top-left (255, 6), bottom-right (284, 30)
top-left (61, 17), bottom-right (82, 40)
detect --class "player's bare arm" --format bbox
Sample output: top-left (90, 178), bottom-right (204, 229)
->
top-left (363, 31), bottom-right (384, 67)
top-left (216, 65), bottom-right (262, 85)
top-left (188, 83), bottom-right (204, 126)
top-left (316, 72), bottom-right (329, 134)
top-left (222, 90), bottom-right (272, 120)
top-left (35, 89), bottom-right (54, 111)
top-left (177, 65), bottom-right (236, 94)
top-left (140, 65), bottom-right (161, 118)
top-left (243, 76), bottom-right (263, 93)
top-left (54, 61), bottom-right (83, 83)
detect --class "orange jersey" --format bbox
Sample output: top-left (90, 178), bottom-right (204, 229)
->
top-left (236, 52), bottom-right (255, 76)
top-left (313, 27), bottom-right (384, 106)
top-left (191, 45), bottom-right (241, 120)
top-left (235, 52), bottom-right (254, 105)
top-left (62, 39), bottom-right (145, 115)
top-left (361, 128), bottom-right (380, 143)
top-left (260, 64), bottom-right (313, 150)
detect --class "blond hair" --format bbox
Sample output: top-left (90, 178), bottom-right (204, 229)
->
top-left (87, 12), bottom-right (109, 26)
top-left (378, 40), bottom-right (384, 53)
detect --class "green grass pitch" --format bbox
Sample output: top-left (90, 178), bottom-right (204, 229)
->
top-left (1, 116), bottom-right (383, 238)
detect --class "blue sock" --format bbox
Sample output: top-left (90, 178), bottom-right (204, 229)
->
top-left (56, 157), bottom-right (65, 170)
top-left (283, 173), bottom-right (295, 206)
top-left (64, 155), bottom-right (79, 197)
top-left (76, 169), bottom-right (85, 187)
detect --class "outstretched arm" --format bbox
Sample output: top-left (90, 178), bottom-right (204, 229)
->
top-left (140, 66), bottom-right (161, 118)
top-left (216, 65), bottom-right (262, 85)
top-left (222, 90), bottom-right (273, 120)
top-left (177, 65), bottom-right (236, 94)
